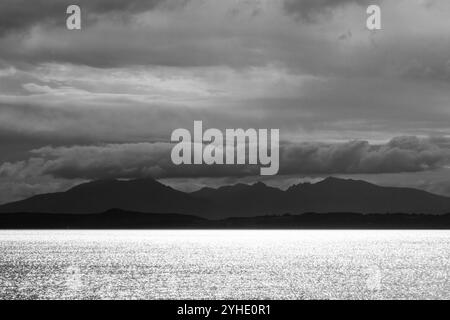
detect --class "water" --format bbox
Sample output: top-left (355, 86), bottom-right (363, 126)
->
top-left (0, 230), bottom-right (448, 300)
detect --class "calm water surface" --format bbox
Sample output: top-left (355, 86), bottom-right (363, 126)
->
top-left (0, 230), bottom-right (448, 300)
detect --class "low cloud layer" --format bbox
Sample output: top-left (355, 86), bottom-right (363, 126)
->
top-left (281, 136), bottom-right (450, 174)
top-left (1, 136), bottom-right (448, 180)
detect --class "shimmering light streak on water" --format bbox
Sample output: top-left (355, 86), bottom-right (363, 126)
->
top-left (0, 230), bottom-right (448, 300)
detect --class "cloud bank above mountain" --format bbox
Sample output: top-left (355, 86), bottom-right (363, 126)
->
top-left (1, 136), bottom-right (448, 182)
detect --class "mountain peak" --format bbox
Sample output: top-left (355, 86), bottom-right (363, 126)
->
top-left (322, 176), bottom-right (344, 182)
top-left (1, 177), bottom-right (450, 217)
top-left (252, 181), bottom-right (268, 188)
top-left (319, 177), bottom-right (361, 184)
top-left (317, 177), bottom-right (377, 188)
top-left (67, 177), bottom-right (165, 194)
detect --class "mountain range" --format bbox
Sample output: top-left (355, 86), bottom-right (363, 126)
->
top-left (1, 177), bottom-right (450, 218)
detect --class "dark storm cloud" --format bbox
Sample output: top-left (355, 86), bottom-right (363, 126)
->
top-left (283, 0), bottom-right (377, 22)
top-left (1, 136), bottom-right (447, 181)
top-left (28, 143), bottom-right (260, 180)
top-left (0, 0), bottom-right (179, 35)
top-left (280, 136), bottom-right (450, 175)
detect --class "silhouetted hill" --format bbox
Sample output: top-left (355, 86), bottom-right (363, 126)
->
top-left (219, 212), bottom-right (450, 229)
top-left (191, 182), bottom-right (286, 217)
top-left (193, 177), bottom-right (450, 217)
top-left (0, 210), bottom-right (449, 229)
top-left (0, 209), bottom-right (207, 229)
top-left (283, 177), bottom-right (450, 215)
top-left (0, 178), bottom-right (205, 215)
top-left (1, 177), bottom-right (450, 219)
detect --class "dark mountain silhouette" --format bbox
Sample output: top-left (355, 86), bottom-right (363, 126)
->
top-left (0, 178), bottom-right (205, 215)
top-left (191, 182), bottom-right (286, 217)
top-left (192, 177), bottom-right (450, 217)
top-left (283, 177), bottom-right (450, 215)
top-left (0, 210), bottom-right (449, 229)
top-left (1, 177), bottom-right (450, 218)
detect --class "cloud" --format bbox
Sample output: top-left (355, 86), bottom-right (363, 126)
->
top-left (30, 142), bottom-right (260, 179)
top-left (281, 136), bottom-right (450, 174)
top-left (2, 61), bottom-right (450, 157)
top-left (283, 0), bottom-right (376, 22)
top-left (0, 0), bottom-right (180, 35)
top-left (22, 83), bottom-right (54, 94)
top-left (1, 136), bottom-right (447, 182)
top-left (0, 66), bottom-right (16, 77)
top-left (34, 143), bottom-right (174, 180)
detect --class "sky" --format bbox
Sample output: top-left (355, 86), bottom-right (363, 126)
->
top-left (1, 0), bottom-right (450, 203)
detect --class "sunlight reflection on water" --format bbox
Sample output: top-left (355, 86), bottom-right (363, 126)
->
top-left (0, 230), bottom-right (448, 300)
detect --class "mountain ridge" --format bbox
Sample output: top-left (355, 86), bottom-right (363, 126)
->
top-left (1, 177), bottom-right (450, 218)
top-left (1, 209), bottom-right (449, 229)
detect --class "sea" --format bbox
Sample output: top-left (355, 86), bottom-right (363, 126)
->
top-left (0, 230), bottom-right (448, 300)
